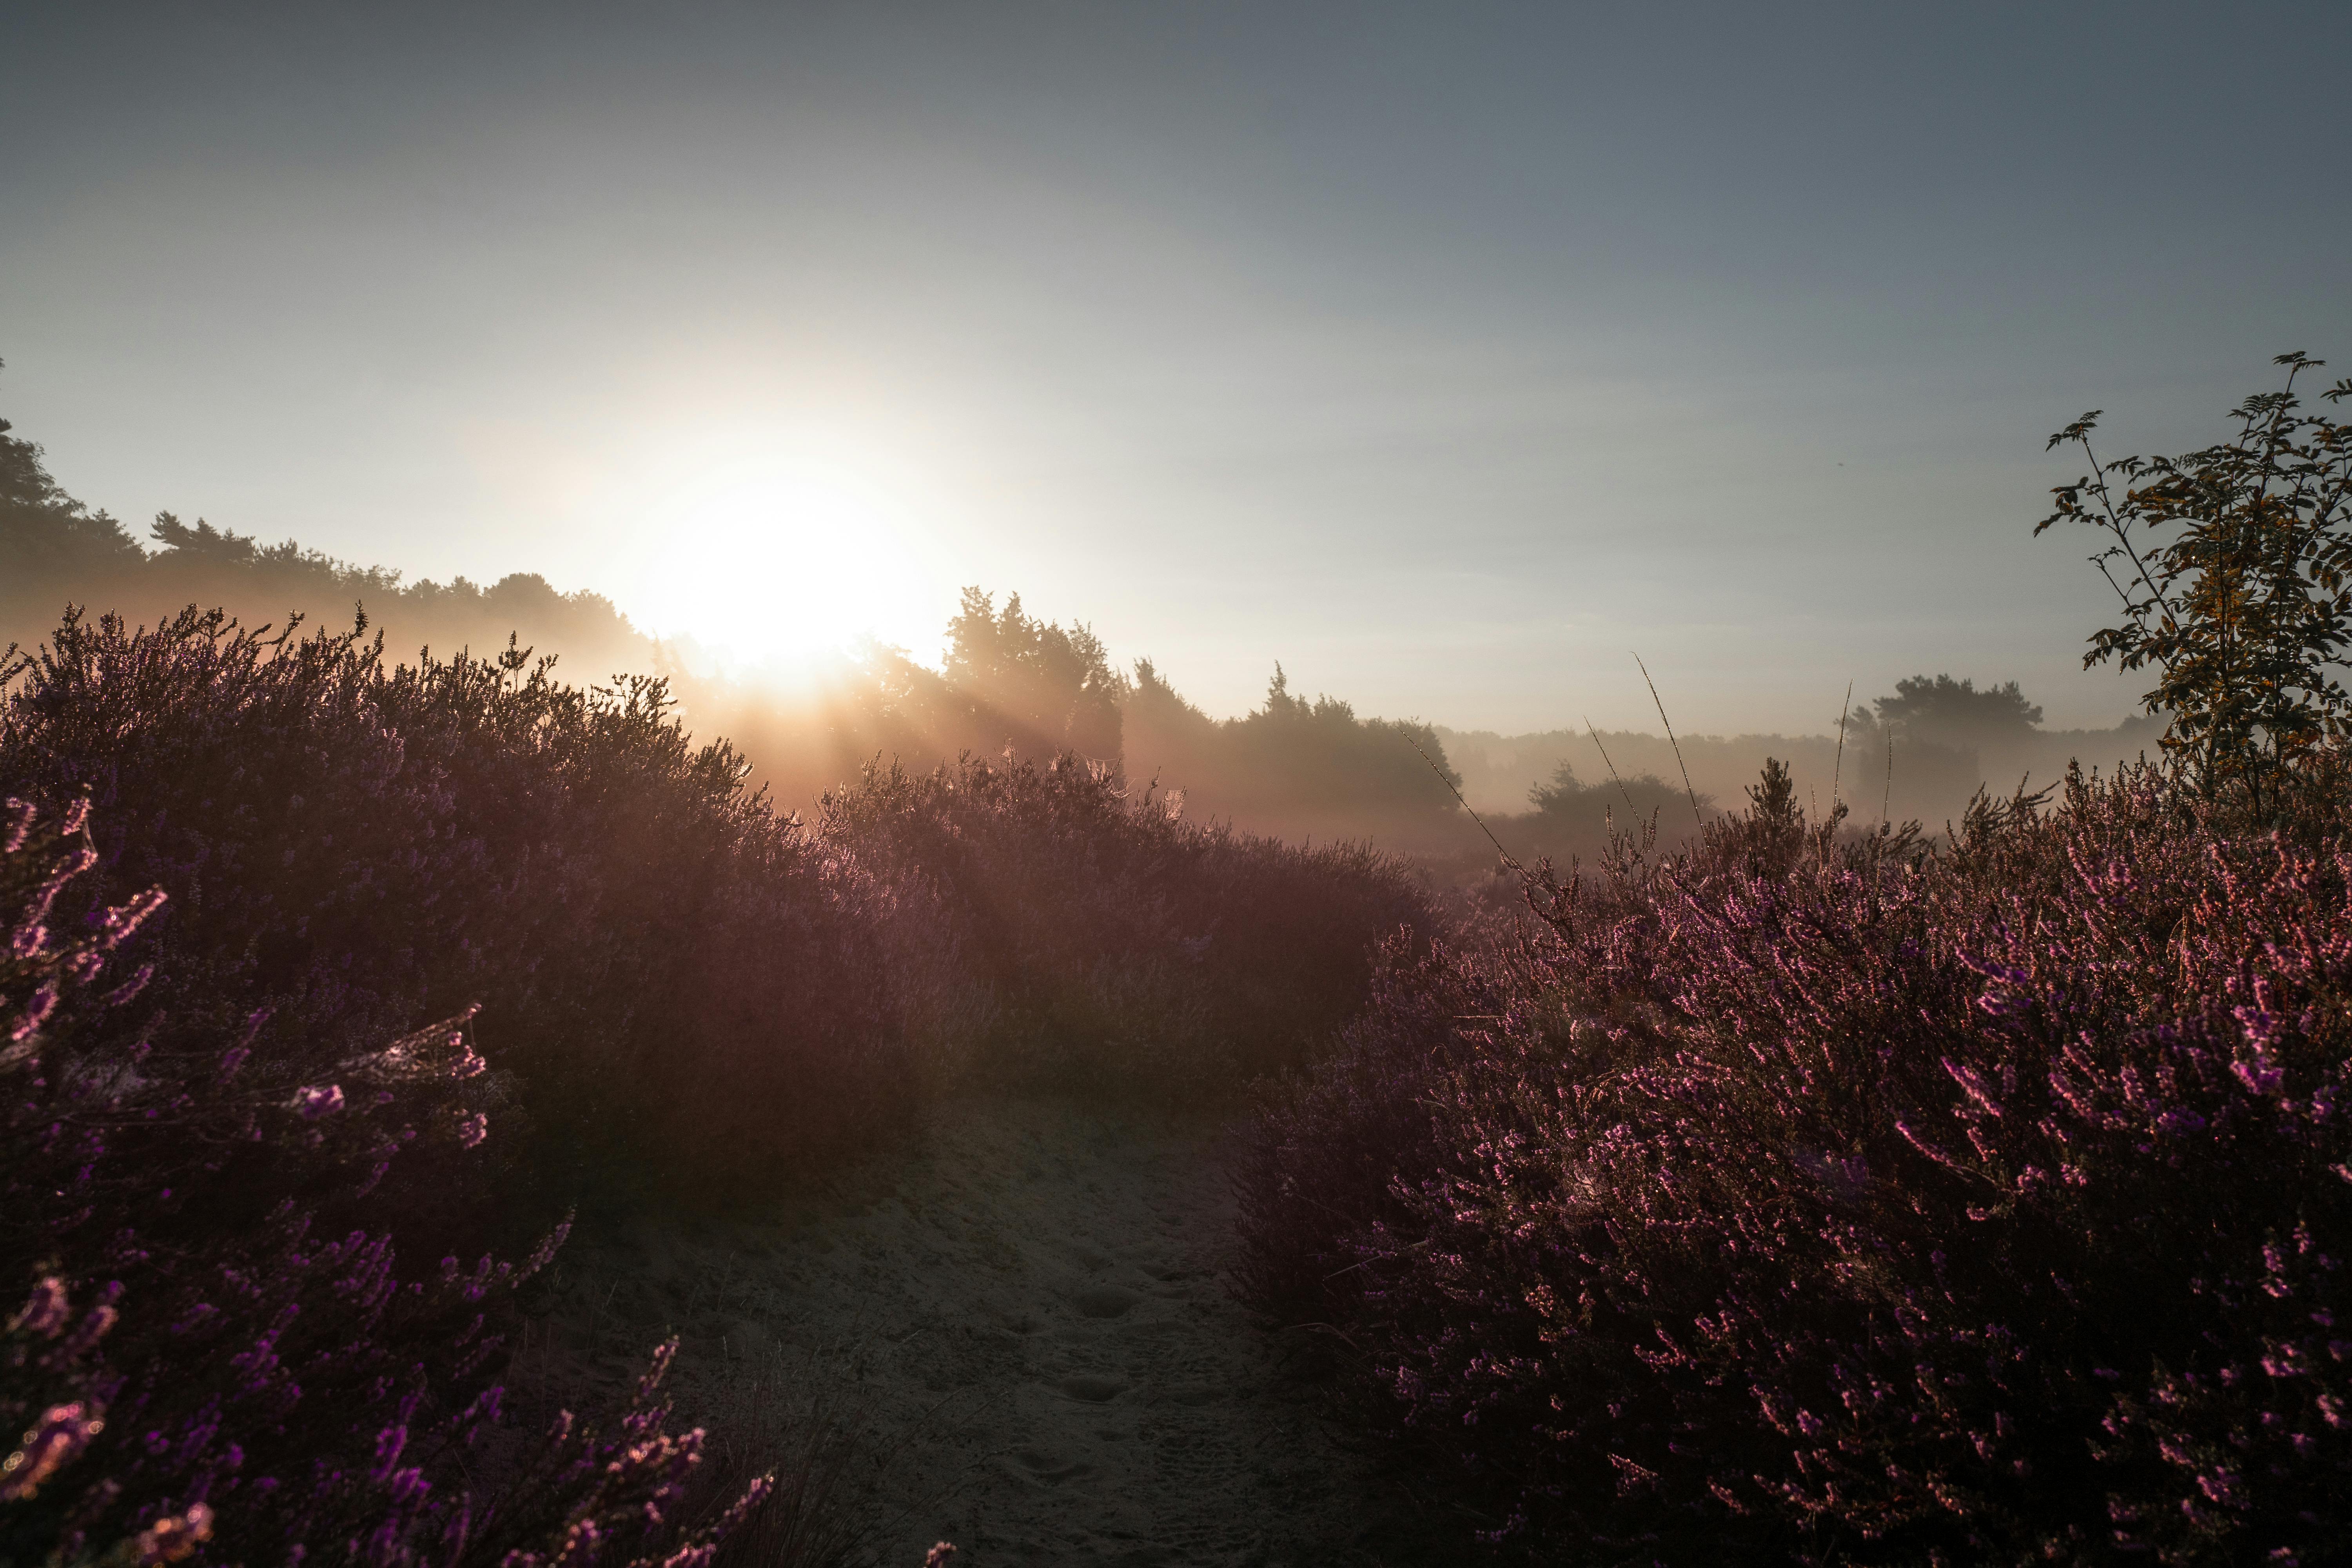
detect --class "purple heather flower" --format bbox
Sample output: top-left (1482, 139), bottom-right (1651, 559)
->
top-left (294, 1084), bottom-right (346, 1119)
top-left (0, 1402), bottom-right (105, 1502)
top-left (11, 1277), bottom-right (71, 1337)
top-left (9, 981), bottom-right (60, 1044)
top-left (132, 1502), bottom-right (213, 1566)
top-left (1, 799), bottom-right (32, 854)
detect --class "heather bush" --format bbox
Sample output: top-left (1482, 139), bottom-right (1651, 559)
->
top-left (1240, 764), bottom-right (2352, 1563)
top-left (817, 751), bottom-right (1437, 1099)
top-left (0, 606), bottom-right (915, 1194)
top-left (2, 795), bottom-right (764, 1566)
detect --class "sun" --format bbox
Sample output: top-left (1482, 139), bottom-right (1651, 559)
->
top-left (622, 451), bottom-right (947, 676)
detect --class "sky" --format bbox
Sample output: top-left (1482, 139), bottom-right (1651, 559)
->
top-left (4, 1), bottom-right (2348, 733)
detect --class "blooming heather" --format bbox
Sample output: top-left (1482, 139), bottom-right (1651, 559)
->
top-left (0, 606), bottom-right (916, 1193)
top-left (1240, 764), bottom-right (2352, 1563)
top-left (0, 797), bottom-right (767, 1564)
top-left (1, 603), bottom-right (1429, 1563)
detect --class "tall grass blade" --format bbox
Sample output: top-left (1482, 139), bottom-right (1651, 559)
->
top-left (1633, 652), bottom-right (1704, 832)
top-left (1410, 735), bottom-right (1529, 879)
top-left (1583, 714), bottom-right (1641, 817)
top-left (1832, 679), bottom-right (1853, 815)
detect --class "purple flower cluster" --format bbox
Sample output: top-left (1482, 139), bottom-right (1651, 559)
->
top-left (1240, 764), bottom-right (2352, 1562)
top-left (0, 782), bottom-right (771, 1561)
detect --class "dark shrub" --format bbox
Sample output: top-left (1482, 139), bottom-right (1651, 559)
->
top-left (818, 751), bottom-right (1437, 1100)
top-left (0, 601), bottom-right (1431, 1559)
top-left (1, 795), bottom-right (762, 1566)
top-left (1240, 765), bottom-right (2352, 1563)
top-left (0, 606), bottom-right (913, 1195)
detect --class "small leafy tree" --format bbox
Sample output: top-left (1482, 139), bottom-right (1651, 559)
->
top-left (2039, 352), bottom-right (2352, 810)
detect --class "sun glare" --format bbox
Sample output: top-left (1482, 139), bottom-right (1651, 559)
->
top-left (622, 451), bottom-right (948, 679)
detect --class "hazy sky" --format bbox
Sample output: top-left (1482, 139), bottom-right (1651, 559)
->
top-left (5, 2), bottom-right (2347, 731)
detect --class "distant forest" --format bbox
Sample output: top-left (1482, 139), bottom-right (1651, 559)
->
top-left (3, 402), bottom-right (2152, 869)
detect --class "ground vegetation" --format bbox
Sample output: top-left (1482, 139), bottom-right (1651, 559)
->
top-left (1240, 358), bottom-right (2352, 1564)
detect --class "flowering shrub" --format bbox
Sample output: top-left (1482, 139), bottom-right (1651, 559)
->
top-left (0, 604), bottom-right (1431, 1561)
top-left (2, 795), bottom-right (763, 1565)
top-left (0, 607), bottom-right (915, 1193)
top-left (817, 752), bottom-right (1436, 1099)
top-left (1239, 764), bottom-right (2352, 1563)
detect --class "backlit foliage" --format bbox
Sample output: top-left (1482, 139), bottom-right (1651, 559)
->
top-left (1239, 767), bottom-right (2352, 1562)
top-left (2042, 353), bottom-right (2352, 811)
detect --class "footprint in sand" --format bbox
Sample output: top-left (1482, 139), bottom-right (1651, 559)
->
top-left (1070, 1285), bottom-right (1141, 1318)
top-left (1006, 1448), bottom-right (1096, 1485)
top-left (1056, 1372), bottom-right (1129, 1403)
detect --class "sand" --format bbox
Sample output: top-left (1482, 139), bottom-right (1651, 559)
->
top-left (532, 1095), bottom-right (1434, 1568)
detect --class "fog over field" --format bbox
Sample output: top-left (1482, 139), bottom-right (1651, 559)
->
top-left (7, 4), bottom-right (2342, 735)
top-left (0, 474), bottom-right (2160, 872)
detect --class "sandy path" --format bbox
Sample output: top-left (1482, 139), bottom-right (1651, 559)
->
top-left (543, 1096), bottom-right (1425, 1567)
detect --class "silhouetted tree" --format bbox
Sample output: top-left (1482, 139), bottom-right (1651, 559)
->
top-left (2041, 351), bottom-right (2352, 809)
top-left (1116, 659), bottom-right (1465, 842)
top-left (1867, 674), bottom-right (2042, 753)
top-left (1527, 761), bottom-right (1694, 822)
top-left (0, 374), bottom-right (142, 590)
top-left (1223, 664), bottom-right (1459, 819)
top-left (1, 385), bottom-right (652, 682)
top-left (944, 587), bottom-right (1125, 761)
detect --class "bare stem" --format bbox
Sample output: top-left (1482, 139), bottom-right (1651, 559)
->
top-left (1583, 715), bottom-right (1640, 817)
top-left (1410, 736), bottom-right (1530, 881)
top-left (1634, 653), bottom-right (1705, 833)
top-left (1831, 680), bottom-right (1853, 814)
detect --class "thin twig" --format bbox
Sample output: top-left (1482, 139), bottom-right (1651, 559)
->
top-left (1831, 681), bottom-right (1853, 814)
top-left (1882, 727), bottom-right (1895, 827)
top-left (1633, 653), bottom-right (1704, 831)
top-left (1410, 737), bottom-right (1530, 880)
top-left (1583, 715), bottom-right (1640, 816)
top-left (2079, 431), bottom-right (2181, 633)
